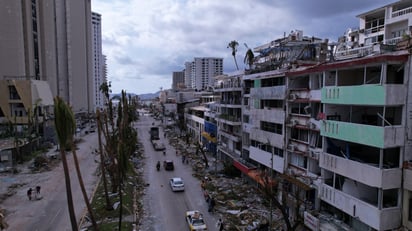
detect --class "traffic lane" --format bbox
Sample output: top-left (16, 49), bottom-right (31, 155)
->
top-left (138, 115), bottom-right (218, 231)
top-left (156, 126), bottom-right (218, 230)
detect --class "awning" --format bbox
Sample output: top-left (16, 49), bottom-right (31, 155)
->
top-left (201, 131), bottom-right (217, 143)
top-left (246, 170), bottom-right (277, 187)
top-left (233, 159), bottom-right (256, 174)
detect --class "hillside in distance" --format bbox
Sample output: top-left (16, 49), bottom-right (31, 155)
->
top-left (110, 91), bottom-right (159, 100)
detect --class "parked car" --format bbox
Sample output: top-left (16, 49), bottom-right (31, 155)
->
top-left (169, 177), bottom-right (185, 192)
top-left (185, 210), bottom-right (207, 231)
top-left (163, 160), bottom-right (174, 171)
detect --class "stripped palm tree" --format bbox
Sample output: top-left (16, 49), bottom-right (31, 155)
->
top-left (227, 40), bottom-right (239, 70)
top-left (53, 96), bottom-right (78, 231)
top-left (54, 97), bottom-right (98, 230)
top-left (96, 109), bottom-right (112, 210)
top-left (71, 131), bottom-right (99, 229)
top-left (244, 43), bottom-right (255, 70)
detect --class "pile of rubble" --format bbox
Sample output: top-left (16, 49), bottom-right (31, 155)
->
top-left (167, 132), bottom-right (286, 230)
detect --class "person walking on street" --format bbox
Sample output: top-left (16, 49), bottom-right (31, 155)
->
top-left (35, 186), bottom-right (42, 200)
top-left (216, 218), bottom-right (224, 231)
top-left (27, 188), bottom-right (32, 200)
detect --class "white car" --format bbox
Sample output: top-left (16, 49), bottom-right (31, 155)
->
top-left (185, 210), bottom-right (207, 231)
top-left (169, 177), bottom-right (185, 192)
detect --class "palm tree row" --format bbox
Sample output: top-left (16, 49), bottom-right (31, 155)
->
top-left (54, 82), bottom-right (138, 230)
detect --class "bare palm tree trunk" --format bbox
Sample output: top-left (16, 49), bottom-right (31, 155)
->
top-left (60, 149), bottom-right (78, 231)
top-left (71, 146), bottom-right (99, 230)
top-left (97, 110), bottom-right (112, 210)
top-left (54, 96), bottom-right (78, 231)
top-left (233, 56), bottom-right (239, 70)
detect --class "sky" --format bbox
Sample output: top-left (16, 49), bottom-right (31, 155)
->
top-left (91, 0), bottom-right (394, 95)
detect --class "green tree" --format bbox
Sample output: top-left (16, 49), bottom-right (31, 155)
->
top-left (227, 40), bottom-right (240, 70)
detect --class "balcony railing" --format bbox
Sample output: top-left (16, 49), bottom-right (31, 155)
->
top-left (335, 45), bottom-right (374, 60)
top-left (320, 184), bottom-right (401, 230)
top-left (321, 120), bottom-right (404, 148)
top-left (392, 6), bottom-right (412, 17)
top-left (320, 152), bottom-right (402, 188)
top-left (218, 114), bottom-right (241, 123)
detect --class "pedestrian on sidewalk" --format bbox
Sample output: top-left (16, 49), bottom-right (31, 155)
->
top-left (27, 188), bottom-right (32, 200)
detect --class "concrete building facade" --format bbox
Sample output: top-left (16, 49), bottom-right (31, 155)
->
top-left (0, 0), bottom-right (93, 113)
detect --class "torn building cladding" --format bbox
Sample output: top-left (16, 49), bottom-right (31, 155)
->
top-left (204, 23), bottom-right (412, 230)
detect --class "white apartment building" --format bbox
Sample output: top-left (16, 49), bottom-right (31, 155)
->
top-left (190, 57), bottom-right (223, 91)
top-left (0, 0), bottom-right (93, 113)
top-left (91, 12), bottom-right (106, 111)
top-left (358, 0), bottom-right (412, 46)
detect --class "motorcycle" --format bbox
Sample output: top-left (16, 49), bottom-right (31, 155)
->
top-left (156, 161), bottom-right (160, 171)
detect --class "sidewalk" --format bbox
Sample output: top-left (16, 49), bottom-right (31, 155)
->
top-left (0, 133), bottom-right (100, 230)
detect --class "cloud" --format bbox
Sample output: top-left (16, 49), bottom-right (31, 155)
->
top-left (92, 0), bottom-right (393, 94)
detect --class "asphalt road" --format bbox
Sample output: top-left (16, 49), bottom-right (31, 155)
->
top-left (137, 115), bottom-right (219, 231)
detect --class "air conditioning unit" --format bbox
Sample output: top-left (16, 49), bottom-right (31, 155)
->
top-left (289, 93), bottom-right (297, 100)
top-left (290, 119), bottom-right (297, 126)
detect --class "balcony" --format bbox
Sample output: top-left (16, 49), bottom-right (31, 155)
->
top-left (218, 99), bottom-right (242, 107)
top-left (320, 184), bottom-right (401, 230)
top-left (250, 85), bottom-right (286, 99)
top-left (217, 114), bottom-right (241, 125)
top-left (320, 152), bottom-right (401, 189)
top-left (214, 80), bottom-right (242, 91)
top-left (219, 129), bottom-right (240, 142)
top-left (321, 120), bottom-right (404, 148)
top-left (404, 162), bottom-right (412, 191)
top-left (249, 146), bottom-right (285, 174)
top-left (322, 85), bottom-right (406, 105)
top-left (391, 6), bottom-right (412, 18)
top-left (251, 107), bottom-right (285, 123)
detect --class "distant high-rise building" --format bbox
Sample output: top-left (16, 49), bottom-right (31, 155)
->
top-left (0, 0), bottom-right (93, 113)
top-left (190, 57), bottom-right (223, 91)
top-left (92, 12), bottom-right (105, 110)
top-left (172, 71), bottom-right (185, 90)
top-left (184, 62), bottom-right (193, 89)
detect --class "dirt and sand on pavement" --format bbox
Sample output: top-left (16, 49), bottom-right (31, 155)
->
top-left (0, 133), bottom-right (100, 230)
